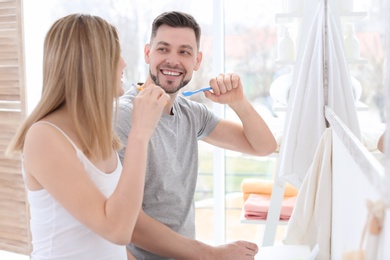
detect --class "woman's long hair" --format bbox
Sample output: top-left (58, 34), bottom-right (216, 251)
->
top-left (6, 14), bottom-right (121, 159)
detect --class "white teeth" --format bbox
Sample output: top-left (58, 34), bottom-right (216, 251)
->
top-left (162, 70), bottom-right (180, 76)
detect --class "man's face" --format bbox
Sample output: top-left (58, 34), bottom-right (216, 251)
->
top-left (144, 25), bottom-right (202, 94)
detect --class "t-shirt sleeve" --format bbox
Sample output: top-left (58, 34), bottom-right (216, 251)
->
top-left (191, 101), bottom-right (221, 140)
top-left (114, 96), bottom-right (134, 164)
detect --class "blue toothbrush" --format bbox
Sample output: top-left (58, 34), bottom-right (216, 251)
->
top-left (182, 87), bottom-right (212, 97)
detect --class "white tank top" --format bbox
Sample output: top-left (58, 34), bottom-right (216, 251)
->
top-left (24, 122), bottom-right (127, 260)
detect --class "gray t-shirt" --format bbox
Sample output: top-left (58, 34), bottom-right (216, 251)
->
top-left (115, 85), bottom-right (220, 260)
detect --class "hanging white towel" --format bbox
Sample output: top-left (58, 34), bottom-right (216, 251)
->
top-left (283, 128), bottom-right (332, 260)
top-left (278, 0), bottom-right (361, 188)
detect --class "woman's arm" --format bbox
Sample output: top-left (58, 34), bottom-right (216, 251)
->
top-left (23, 85), bottom-right (169, 245)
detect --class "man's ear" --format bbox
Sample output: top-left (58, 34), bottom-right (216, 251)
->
top-left (194, 51), bottom-right (203, 71)
top-left (144, 44), bottom-right (151, 64)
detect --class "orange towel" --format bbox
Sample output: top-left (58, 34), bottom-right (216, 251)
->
top-left (243, 194), bottom-right (296, 220)
top-left (241, 178), bottom-right (298, 201)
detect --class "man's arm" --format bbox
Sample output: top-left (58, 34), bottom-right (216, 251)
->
top-left (130, 210), bottom-right (258, 260)
top-left (203, 73), bottom-right (277, 156)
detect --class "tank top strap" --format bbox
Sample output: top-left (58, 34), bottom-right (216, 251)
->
top-left (34, 121), bottom-right (81, 152)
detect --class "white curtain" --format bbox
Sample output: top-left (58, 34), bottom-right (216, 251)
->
top-left (278, 0), bottom-right (361, 188)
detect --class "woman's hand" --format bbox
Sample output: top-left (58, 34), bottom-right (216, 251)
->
top-left (131, 84), bottom-right (170, 140)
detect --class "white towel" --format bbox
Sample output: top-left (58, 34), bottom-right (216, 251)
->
top-left (278, 0), bottom-right (361, 188)
top-left (283, 128), bottom-right (332, 260)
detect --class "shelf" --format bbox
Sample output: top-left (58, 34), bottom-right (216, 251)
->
top-left (272, 101), bottom-right (368, 112)
top-left (340, 11), bottom-right (367, 22)
top-left (275, 11), bottom-right (367, 24)
top-left (275, 13), bottom-right (302, 24)
top-left (274, 58), bottom-right (367, 66)
top-left (356, 101), bottom-right (369, 111)
top-left (347, 58), bottom-right (368, 65)
top-left (275, 60), bottom-right (295, 66)
top-left (255, 245), bottom-right (312, 259)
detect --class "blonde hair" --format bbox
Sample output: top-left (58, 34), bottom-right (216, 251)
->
top-left (7, 13), bottom-right (121, 159)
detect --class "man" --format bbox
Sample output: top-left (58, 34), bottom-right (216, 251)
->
top-left (116, 11), bottom-right (277, 259)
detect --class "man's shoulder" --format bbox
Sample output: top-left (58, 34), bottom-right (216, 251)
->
top-left (119, 88), bottom-right (137, 107)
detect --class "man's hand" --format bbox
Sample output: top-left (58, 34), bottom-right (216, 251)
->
top-left (209, 240), bottom-right (259, 260)
top-left (205, 73), bottom-right (245, 106)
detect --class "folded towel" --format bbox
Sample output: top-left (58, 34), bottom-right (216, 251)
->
top-left (243, 194), bottom-right (296, 220)
top-left (242, 192), bottom-right (259, 202)
top-left (242, 192), bottom-right (296, 202)
top-left (241, 179), bottom-right (298, 201)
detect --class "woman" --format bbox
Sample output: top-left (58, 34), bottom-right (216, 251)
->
top-left (6, 14), bottom-right (169, 259)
